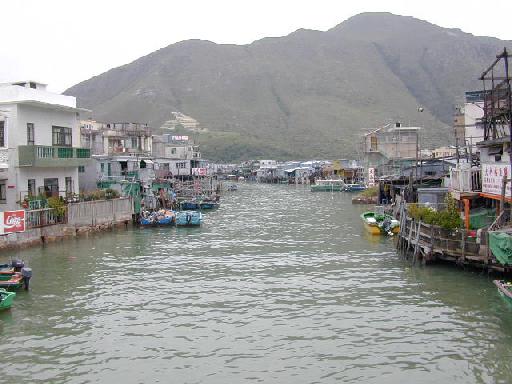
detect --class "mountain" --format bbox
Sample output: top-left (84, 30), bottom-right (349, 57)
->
top-left (65, 12), bottom-right (511, 161)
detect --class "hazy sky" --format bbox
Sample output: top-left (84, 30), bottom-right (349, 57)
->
top-left (2, 0), bottom-right (511, 92)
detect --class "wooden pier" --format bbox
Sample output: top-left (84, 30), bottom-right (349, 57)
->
top-left (396, 206), bottom-right (512, 272)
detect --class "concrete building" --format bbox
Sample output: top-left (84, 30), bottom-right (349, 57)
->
top-left (79, 120), bottom-right (153, 191)
top-left (0, 81), bottom-right (90, 210)
top-left (363, 122), bottom-right (420, 177)
top-left (152, 134), bottom-right (206, 177)
top-left (453, 91), bottom-right (486, 150)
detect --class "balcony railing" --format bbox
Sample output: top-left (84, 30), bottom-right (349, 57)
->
top-left (19, 145), bottom-right (91, 167)
top-left (449, 167), bottom-right (481, 193)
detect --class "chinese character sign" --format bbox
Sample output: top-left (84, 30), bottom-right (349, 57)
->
top-left (192, 168), bottom-right (207, 176)
top-left (0, 210), bottom-right (26, 235)
top-left (368, 168), bottom-right (375, 187)
top-left (482, 164), bottom-right (511, 197)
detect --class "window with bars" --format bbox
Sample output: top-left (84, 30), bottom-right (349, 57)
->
top-left (0, 121), bottom-right (5, 147)
top-left (0, 180), bottom-right (6, 203)
top-left (27, 123), bottom-right (35, 145)
top-left (52, 126), bottom-right (72, 147)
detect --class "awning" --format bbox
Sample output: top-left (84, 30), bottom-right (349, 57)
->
top-left (488, 146), bottom-right (503, 155)
top-left (142, 159), bottom-right (154, 164)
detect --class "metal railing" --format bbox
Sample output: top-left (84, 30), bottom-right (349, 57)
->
top-left (25, 208), bottom-right (66, 229)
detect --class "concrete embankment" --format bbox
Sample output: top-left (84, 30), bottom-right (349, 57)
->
top-left (0, 197), bottom-right (133, 252)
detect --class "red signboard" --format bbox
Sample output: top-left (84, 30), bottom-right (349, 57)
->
top-left (1, 210), bottom-right (26, 234)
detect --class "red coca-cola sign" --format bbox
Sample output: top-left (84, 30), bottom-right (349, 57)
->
top-left (2, 210), bottom-right (25, 233)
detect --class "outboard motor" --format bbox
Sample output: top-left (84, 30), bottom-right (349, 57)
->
top-left (382, 218), bottom-right (392, 234)
top-left (11, 259), bottom-right (25, 272)
top-left (21, 267), bottom-right (32, 290)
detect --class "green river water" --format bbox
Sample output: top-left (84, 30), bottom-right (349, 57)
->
top-left (1, 183), bottom-right (512, 383)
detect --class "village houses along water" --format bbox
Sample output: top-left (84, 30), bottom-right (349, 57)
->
top-left (1, 183), bottom-right (512, 383)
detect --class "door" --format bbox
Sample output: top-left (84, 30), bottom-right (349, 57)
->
top-left (44, 178), bottom-right (59, 198)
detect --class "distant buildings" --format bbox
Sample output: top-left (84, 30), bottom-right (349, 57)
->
top-left (0, 81), bottom-right (91, 210)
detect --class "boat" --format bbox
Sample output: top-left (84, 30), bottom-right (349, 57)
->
top-left (493, 280), bottom-right (512, 301)
top-left (0, 288), bottom-right (16, 310)
top-left (140, 209), bottom-right (176, 226)
top-left (361, 211), bottom-right (400, 235)
top-left (200, 201), bottom-right (220, 210)
top-left (310, 179), bottom-right (345, 192)
top-left (344, 183), bottom-right (367, 192)
top-left (176, 211), bottom-right (203, 226)
top-left (0, 264), bottom-right (15, 278)
top-left (227, 184), bottom-right (238, 191)
top-left (0, 272), bottom-right (23, 290)
top-left (180, 200), bottom-right (201, 210)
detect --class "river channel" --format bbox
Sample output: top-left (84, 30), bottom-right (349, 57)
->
top-left (1, 183), bottom-right (512, 383)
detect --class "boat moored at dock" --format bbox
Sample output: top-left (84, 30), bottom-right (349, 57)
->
top-left (176, 211), bottom-right (203, 226)
top-left (493, 280), bottom-right (512, 302)
top-left (361, 211), bottom-right (400, 235)
top-left (311, 179), bottom-right (345, 192)
top-left (0, 288), bottom-right (16, 310)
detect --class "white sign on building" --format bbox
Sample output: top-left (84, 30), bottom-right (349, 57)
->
top-left (482, 163), bottom-right (511, 196)
top-left (368, 167), bottom-right (375, 187)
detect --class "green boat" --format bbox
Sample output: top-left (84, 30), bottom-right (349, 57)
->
top-left (0, 288), bottom-right (16, 310)
top-left (311, 179), bottom-right (345, 192)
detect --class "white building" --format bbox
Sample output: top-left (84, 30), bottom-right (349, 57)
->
top-left (0, 81), bottom-right (90, 210)
top-left (152, 134), bottom-right (206, 177)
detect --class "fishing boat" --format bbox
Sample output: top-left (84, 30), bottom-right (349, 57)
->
top-left (361, 211), bottom-right (400, 235)
top-left (140, 209), bottom-right (176, 226)
top-left (344, 183), bottom-right (367, 192)
top-left (200, 202), bottom-right (220, 210)
top-left (0, 272), bottom-right (23, 290)
top-left (176, 211), bottom-right (203, 226)
top-left (0, 288), bottom-right (16, 310)
top-left (493, 280), bottom-right (512, 302)
top-left (0, 263), bottom-right (15, 278)
top-left (310, 179), bottom-right (345, 192)
top-left (180, 200), bottom-right (201, 210)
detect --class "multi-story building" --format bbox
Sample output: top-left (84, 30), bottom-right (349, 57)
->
top-left (152, 134), bottom-right (205, 178)
top-left (453, 91), bottom-right (486, 150)
top-left (362, 122), bottom-right (420, 177)
top-left (0, 81), bottom-right (90, 210)
top-left (79, 120), bottom-right (153, 190)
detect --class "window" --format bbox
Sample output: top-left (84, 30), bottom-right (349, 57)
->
top-left (100, 163), bottom-right (105, 173)
top-left (78, 166), bottom-right (85, 173)
top-left (29, 82), bottom-right (36, 89)
top-left (52, 126), bottom-right (72, 147)
top-left (28, 179), bottom-right (36, 196)
top-left (27, 123), bottom-right (34, 145)
top-left (171, 148), bottom-right (177, 154)
top-left (65, 177), bottom-right (73, 195)
top-left (0, 180), bottom-right (6, 203)
top-left (131, 137), bottom-right (138, 148)
top-left (370, 136), bottom-right (377, 151)
top-left (0, 121), bottom-right (5, 147)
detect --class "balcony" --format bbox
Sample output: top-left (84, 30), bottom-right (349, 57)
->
top-left (448, 166), bottom-right (481, 193)
top-left (18, 145), bottom-right (91, 167)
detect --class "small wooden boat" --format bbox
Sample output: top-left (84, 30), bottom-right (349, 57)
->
top-left (0, 272), bottom-right (23, 290)
top-left (176, 211), bottom-right (202, 226)
top-left (0, 288), bottom-right (16, 310)
top-left (139, 209), bottom-right (176, 226)
top-left (361, 211), bottom-right (400, 235)
top-left (493, 280), bottom-right (512, 301)
top-left (311, 179), bottom-right (345, 192)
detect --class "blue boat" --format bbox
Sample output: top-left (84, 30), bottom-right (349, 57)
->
top-left (176, 211), bottom-right (202, 226)
top-left (199, 201), bottom-right (220, 210)
top-left (140, 210), bottom-right (176, 226)
top-left (344, 183), bottom-right (367, 192)
top-left (181, 201), bottom-right (201, 210)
